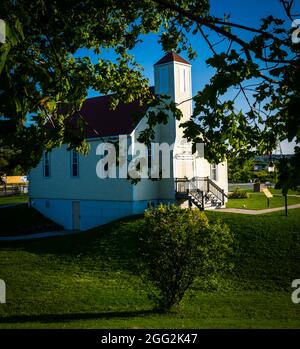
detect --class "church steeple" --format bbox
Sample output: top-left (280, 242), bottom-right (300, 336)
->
top-left (154, 51), bottom-right (192, 104)
top-left (154, 51), bottom-right (192, 138)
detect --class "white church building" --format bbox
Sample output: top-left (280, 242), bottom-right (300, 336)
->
top-left (29, 52), bottom-right (228, 231)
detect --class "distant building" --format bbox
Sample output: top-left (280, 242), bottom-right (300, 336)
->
top-left (253, 154), bottom-right (293, 173)
top-left (253, 163), bottom-right (267, 172)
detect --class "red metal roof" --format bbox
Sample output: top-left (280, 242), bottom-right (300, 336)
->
top-left (154, 51), bottom-right (190, 66)
top-left (67, 94), bottom-right (150, 139)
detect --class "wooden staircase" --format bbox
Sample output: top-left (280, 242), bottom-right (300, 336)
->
top-left (175, 176), bottom-right (227, 210)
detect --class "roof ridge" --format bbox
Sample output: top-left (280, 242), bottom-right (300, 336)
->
top-left (154, 51), bottom-right (190, 66)
top-left (84, 86), bottom-right (155, 102)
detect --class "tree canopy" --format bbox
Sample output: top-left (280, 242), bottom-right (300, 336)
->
top-left (0, 0), bottom-right (299, 171)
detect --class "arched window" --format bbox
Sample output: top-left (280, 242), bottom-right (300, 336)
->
top-left (43, 152), bottom-right (51, 177)
top-left (71, 150), bottom-right (79, 177)
top-left (180, 67), bottom-right (186, 93)
top-left (210, 163), bottom-right (217, 181)
top-left (159, 66), bottom-right (169, 94)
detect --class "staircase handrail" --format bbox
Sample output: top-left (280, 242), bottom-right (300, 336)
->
top-left (189, 180), bottom-right (204, 208)
top-left (192, 176), bottom-right (227, 205)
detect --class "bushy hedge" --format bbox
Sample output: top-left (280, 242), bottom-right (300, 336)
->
top-left (138, 204), bottom-right (234, 312)
top-left (228, 188), bottom-right (248, 199)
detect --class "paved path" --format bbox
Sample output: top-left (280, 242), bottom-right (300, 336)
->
top-left (272, 194), bottom-right (300, 198)
top-left (0, 230), bottom-right (81, 242)
top-left (216, 203), bottom-right (300, 215)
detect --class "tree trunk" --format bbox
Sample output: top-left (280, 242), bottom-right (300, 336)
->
top-left (285, 194), bottom-right (288, 216)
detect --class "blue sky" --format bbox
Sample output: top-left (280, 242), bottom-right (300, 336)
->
top-left (77, 0), bottom-right (299, 154)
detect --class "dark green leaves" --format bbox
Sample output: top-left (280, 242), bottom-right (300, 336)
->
top-left (138, 204), bottom-right (233, 311)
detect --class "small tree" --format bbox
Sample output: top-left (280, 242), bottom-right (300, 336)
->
top-left (138, 204), bottom-right (233, 312)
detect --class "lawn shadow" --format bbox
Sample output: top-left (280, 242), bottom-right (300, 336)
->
top-left (0, 309), bottom-right (158, 324)
top-left (0, 215), bottom-right (145, 275)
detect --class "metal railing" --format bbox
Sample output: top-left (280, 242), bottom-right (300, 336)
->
top-left (193, 176), bottom-right (227, 205)
top-left (175, 176), bottom-right (227, 206)
top-left (192, 177), bottom-right (208, 192)
top-left (175, 177), bottom-right (190, 194)
top-left (189, 180), bottom-right (204, 209)
top-left (174, 177), bottom-right (204, 209)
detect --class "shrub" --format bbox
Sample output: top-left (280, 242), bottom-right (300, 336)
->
top-left (228, 188), bottom-right (248, 199)
top-left (138, 204), bottom-right (233, 312)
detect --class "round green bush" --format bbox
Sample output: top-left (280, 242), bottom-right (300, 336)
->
top-left (138, 204), bottom-right (233, 312)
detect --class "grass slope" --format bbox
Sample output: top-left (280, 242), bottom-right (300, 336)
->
top-left (0, 205), bottom-right (61, 236)
top-left (0, 195), bottom-right (28, 206)
top-left (0, 209), bottom-right (299, 328)
top-left (226, 192), bottom-right (300, 210)
top-left (269, 188), bottom-right (300, 196)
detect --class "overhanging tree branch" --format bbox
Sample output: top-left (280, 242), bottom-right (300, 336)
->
top-left (152, 0), bottom-right (296, 66)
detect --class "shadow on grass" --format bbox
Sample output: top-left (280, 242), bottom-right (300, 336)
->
top-left (0, 205), bottom-right (62, 237)
top-left (0, 214), bottom-right (145, 274)
top-left (0, 309), bottom-right (158, 324)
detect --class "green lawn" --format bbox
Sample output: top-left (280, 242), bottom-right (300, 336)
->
top-left (0, 205), bottom-right (61, 236)
top-left (226, 192), bottom-right (300, 210)
top-left (0, 208), bottom-right (299, 328)
top-left (0, 195), bottom-right (28, 206)
top-left (269, 188), bottom-right (300, 196)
